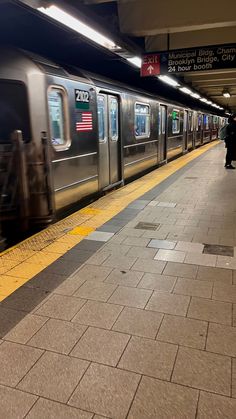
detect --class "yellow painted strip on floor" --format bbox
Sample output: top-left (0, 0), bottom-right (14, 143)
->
top-left (0, 141), bottom-right (219, 300)
top-left (69, 226), bottom-right (95, 236)
top-left (80, 208), bottom-right (103, 216)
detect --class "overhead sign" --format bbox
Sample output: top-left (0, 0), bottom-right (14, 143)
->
top-left (141, 53), bottom-right (160, 77)
top-left (141, 44), bottom-right (236, 76)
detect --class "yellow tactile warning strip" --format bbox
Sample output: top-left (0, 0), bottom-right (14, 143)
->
top-left (0, 141), bottom-right (219, 299)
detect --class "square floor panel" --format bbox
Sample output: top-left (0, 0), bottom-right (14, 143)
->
top-left (68, 363), bottom-right (140, 419)
top-left (118, 336), bottom-right (177, 380)
top-left (87, 231), bottom-right (114, 242)
top-left (35, 294), bottom-right (86, 320)
top-left (28, 318), bottom-right (87, 354)
top-left (197, 391), bottom-right (236, 419)
top-left (172, 346), bottom-right (231, 396)
top-left (203, 244), bottom-right (234, 257)
top-left (135, 222), bottom-right (160, 231)
top-left (157, 315), bottom-right (207, 350)
top-left (0, 385), bottom-right (37, 419)
top-left (71, 327), bottom-right (130, 366)
top-left (72, 300), bottom-right (123, 329)
top-left (128, 376), bottom-right (198, 419)
top-left (0, 341), bottom-right (43, 387)
top-left (18, 351), bottom-right (89, 402)
top-left (112, 307), bottom-right (163, 339)
top-left (26, 398), bottom-right (93, 419)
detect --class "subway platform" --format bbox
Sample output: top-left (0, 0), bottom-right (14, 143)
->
top-left (1, 141), bottom-right (236, 418)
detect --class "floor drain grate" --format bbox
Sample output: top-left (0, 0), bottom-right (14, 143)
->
top-left (135, 222), bottom-right (160, 231)
top-left (203, 244), bottom-right (234, 257)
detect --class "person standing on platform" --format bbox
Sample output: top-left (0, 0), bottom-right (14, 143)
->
top-left (225, 114), bottom-right (236, 169)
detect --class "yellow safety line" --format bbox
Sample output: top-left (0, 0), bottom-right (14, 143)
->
top-left (0, 141), bottom-right (219, 299)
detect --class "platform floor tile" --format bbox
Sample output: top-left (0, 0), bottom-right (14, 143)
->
top-left (68, 363), bottom-right (140, 418)
top-left (128, 377), bottom-right (198, 419)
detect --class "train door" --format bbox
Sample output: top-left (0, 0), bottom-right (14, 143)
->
top-left (97, 93), bottom-right (121, 190)
top-left (159, 104), bottom-right (167, 162)
top-left (183, 110), bottom-right (188, 152)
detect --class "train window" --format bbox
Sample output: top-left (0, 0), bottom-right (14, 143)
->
top-left (172, 110), bottom-right (180, 134)
top-left (109, 97), bottom-right (118, 141)
top-left (48, 87), bottom-right (70, 149)
top-left (97, 94), bottom-right (107, 142)
top-left (204, 115), bottom-right (209, 130)
top-left (135, 103), bottom-right (150, 139)
top-left (197, 114), bottom-right (202, 131)
top-left (188, 113), bottom-right (194, 132)
top-left (213, 115), bottom-right (218, 129)
top-left (0, 80), bottom-right (31, 143)
top-left (161, 109), bottom-right (166, 134)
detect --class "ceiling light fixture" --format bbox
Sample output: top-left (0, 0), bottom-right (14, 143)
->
top-left (158, 75), bottom-right (180, 87)
top-left (191, 93), bottom-right (201, 99)
top-left (179, 87), bottom-right (192, 95)
top-left (126, 56), bottom-right (142, 68)
top-left (38, 5), bottom-right (121, 50)
top-left (223, 89), bottom-right (231, 98)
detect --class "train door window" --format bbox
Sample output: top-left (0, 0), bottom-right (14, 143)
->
top-left (172, 109), bottom-right (180, 134)
top-left (109, 96), bottom-right (118, 141)
top-left (161, 108), bottom-right (166, 134)
top-left (188, 112), bottom-right (194, 132)
top-left (158, 109), bottom-right (161, 135)
top-left (183, 111), bottom-right (187, 132)
top-left (135, 103), bottom-right (150, 139)
top-left (48, 87), bottom-right (70, 149)
top-left (97, 94), bottom-right (107, 142)
top-left (204, 115), bottom-right (209, 130)
top-left (197, 114), bottom-right (202, 131)
top-left (213, 115), bottom-right (218, 129)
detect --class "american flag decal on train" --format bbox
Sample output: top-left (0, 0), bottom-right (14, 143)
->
top-left (76, 112), bottom-right (93, 132)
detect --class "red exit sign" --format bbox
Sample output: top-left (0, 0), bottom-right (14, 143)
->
top-left (141, 53), bottom-right (161, 77)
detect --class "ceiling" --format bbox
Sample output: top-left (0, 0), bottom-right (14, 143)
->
top-left (78, 0), bottom-right (236, 112)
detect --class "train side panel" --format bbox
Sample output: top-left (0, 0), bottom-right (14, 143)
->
top-left (45, 76), bottom-right (99, 211)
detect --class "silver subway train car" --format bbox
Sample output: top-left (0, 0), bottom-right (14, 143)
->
top-left (0, 48), bottom-right (226, 234)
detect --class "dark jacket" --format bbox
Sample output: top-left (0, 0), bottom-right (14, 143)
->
top-left (225, 121), bottom-right (236, 157)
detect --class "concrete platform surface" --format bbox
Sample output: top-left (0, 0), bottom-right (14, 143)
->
top-left (1, 143), bottom-right (236, 418)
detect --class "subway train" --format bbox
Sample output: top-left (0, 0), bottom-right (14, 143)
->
top-left (0, 48), bottom-right (226, 234)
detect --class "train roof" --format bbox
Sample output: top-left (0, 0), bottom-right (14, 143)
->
top-left (21, 48), bottom-right (217, 114)
top-left (0, 46), bottom-right (220, 116)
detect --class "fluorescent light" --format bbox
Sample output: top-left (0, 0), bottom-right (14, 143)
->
top-left (38, 5), bottom-right (120, 50)
top-left (191, 93), bottom-right (201, 99)
top-left (127, 56), bottom-right (142, 68)
top-left (206, 100), bottom-right (213, 105)
top-left (179, 87), bottom-right (192, 95)
top-left (200, 98), bottom-right (208, 103)
top-left (158, 75), bottom-right (180, 87)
